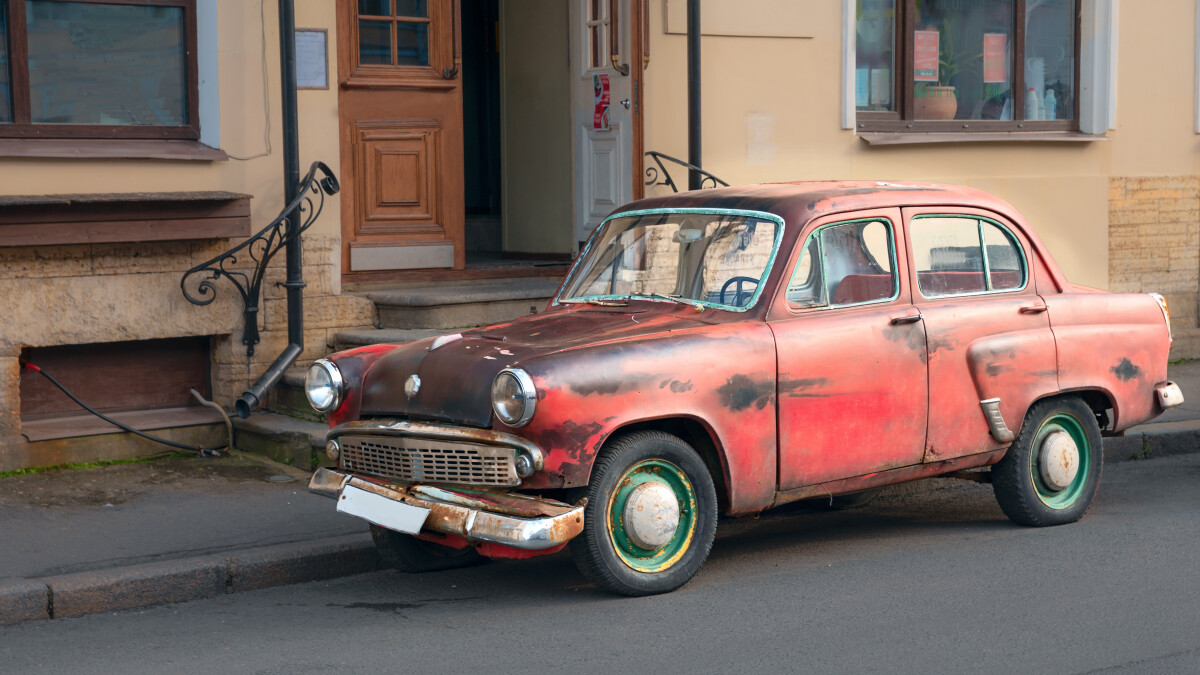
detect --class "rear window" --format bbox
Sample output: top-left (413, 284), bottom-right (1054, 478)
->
top-left (910, 216), bottom-right (1026, 297)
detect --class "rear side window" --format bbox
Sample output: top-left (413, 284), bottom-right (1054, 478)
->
top-left (910, 216), bottom-right (1026, 298)
top-left (787, 218), bottom-right (898, 308)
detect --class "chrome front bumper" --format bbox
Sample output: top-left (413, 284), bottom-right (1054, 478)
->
top-left (309, 467), bottom-right (585, 551)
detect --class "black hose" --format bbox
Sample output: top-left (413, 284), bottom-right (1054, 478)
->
top-left (23, 363), bottom-right (227, 455)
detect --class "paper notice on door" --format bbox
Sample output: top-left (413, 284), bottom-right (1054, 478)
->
top-left (593, 74), bottom-right (611, 131)
top-left (983, 33), bottom-right (1008, 83)
top-left (914, 30), bottom-right (939, 82)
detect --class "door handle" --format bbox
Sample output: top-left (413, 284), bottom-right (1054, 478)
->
top-left (890, 313), bottom-right (923, 325)
top-left (1019, 304), bottom-right (1048, 314)
top-left (619, 98), bottom-right (631, 109)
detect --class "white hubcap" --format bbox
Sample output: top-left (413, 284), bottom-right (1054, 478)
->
top-left (622, 481), bottom-right (681, 549)
top-left (1039, 430), bottom-right (1080, 491)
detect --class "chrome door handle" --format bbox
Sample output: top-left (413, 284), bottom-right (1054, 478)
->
top-left (1019, 305), bottom-right (1048, 314)
top-left (890, 313), bottom-right (923, 325)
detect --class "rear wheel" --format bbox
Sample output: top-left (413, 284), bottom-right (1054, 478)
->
top-left (992, 397), bottom-right (1102, 527)
top-left (370, 525), bottom-right (486, 573)
top-left (569, 431), bottom-right (718, 596)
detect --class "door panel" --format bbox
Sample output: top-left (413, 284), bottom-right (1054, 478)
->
top-left (571, 0), bottom-right (636, 245)
top-left (337, 0), bottom-right (464, 274)
top-left (770, 208), bottom-right (929, 490)
top-left (902, 207), bottom-right (1058, 462)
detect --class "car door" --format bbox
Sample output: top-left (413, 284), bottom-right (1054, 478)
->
top-left (768, 209), bottom-right (929, 490)
top-left (902, 207), bottom-right (1058, 462)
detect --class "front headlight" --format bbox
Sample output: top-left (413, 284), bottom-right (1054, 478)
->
top-left (305, 359), bottom-right (344, 413)
top-left (491, 368), bottom-right (536, 427)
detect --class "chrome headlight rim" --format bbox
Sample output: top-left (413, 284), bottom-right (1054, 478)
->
top-left (492, 367), bottom-right (537, 428)
top-left (305, 358), bottom-right (344, 413)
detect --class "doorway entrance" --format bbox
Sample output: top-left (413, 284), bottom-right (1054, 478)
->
top-left (336, 0), bottom-right (644, 282)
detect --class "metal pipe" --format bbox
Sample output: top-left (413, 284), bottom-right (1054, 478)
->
top-left (236, 0), bottom-right (304, 418)
top-left (686, 0), bottom-right (701, 190)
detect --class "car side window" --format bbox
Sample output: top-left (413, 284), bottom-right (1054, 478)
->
top-left (787, 219), bottom-right (898, 308)
top-left (910, 216), bottom-right (1027, 297)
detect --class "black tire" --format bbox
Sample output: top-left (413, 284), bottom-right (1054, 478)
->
top-left (370, 524), bottom-right (486, 573)
top-left (568, 430), bottom-right (718, 597)
top-left (824, 489), bottom-right (880, 511)
top-left (992, 396), bottom-right (1103, 527)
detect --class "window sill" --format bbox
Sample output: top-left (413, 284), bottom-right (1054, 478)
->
top-left (857, 131), bottom-right (1109, 146)
top-left (0, 138), bottom-right (229, 161)
top-left (0, 191), bottom-right (251, 247)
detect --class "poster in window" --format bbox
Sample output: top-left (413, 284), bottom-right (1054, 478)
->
top-left (593, 74), bottom-right (611, 131)
top-left (983, 33), bottom-right (1007, 84)
top-left (913, 30), bottom-right (939, 82)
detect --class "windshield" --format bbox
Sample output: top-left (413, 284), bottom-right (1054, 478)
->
top-left (559, 209), bottom-right (783, 310)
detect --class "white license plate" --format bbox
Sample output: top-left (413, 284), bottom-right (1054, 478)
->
top-left (337, 484), bottom-right (430, 534)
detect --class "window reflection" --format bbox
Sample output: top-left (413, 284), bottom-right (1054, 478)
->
top-left (1026, 0), bottom-right (1075, 120)
top-left (913, 0), bottom-right (1015, 121)
top-left (855, 0), bottom-right (896, 112)
top-left (26, 1), bottom-right (187, 126)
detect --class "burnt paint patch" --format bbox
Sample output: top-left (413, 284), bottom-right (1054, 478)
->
top-left (536, 420), bottom-right (605, 461)
top-left (568, 371), bottom-right (656, 397)
top-left (669, 380), bottom-right (694, 393)
top-left (778, 377), bottom-right (830, 396)
top-left (985, 363), bottom-right (1012, 377)
top-left (1111, 358), bottom-right (1141, 382)
top-left (718, 374), bottom-right (775, 411)
top-left (883, 325), bottom-right (927, 364)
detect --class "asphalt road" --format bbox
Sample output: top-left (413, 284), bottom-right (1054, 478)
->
top-left (3, 454), bottom-right (1199, 674)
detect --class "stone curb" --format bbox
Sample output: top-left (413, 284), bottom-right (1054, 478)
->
top-left (1102, 419), bottom-right (1200, 463)
top-left (0, 534), bottom-right (380, 627)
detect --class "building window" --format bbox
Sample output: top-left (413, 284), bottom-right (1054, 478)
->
top-left (0, 0), bottom-right (198, 140)
top-left (855, 0), bottom-right (1078, 133)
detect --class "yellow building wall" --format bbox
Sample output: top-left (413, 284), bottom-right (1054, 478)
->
top-left (642, 0), bottom-right (1199, 296)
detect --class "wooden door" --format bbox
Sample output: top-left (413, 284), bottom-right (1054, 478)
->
top-left (337, 0), bottom-right (465, 275)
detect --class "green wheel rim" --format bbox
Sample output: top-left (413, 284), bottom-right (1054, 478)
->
top-left (606, 459), bottom-right (697, 573)
top-left (1029, 412), bottom-right (1091, 509)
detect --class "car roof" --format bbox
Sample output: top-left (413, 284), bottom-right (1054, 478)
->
top-left (612, 181), bottom-right (1017, 225)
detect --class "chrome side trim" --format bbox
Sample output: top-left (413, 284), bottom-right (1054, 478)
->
top-left (980, 398), bottom-right (1015, 443)
top-left (328, 419), bottom-right (544, 472)
top-left (1156, 381), bottom-right (1185, 410)
top-left (307, 468), bottom-right (585, 550)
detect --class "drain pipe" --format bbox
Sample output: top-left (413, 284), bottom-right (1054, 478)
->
top-left (686, 0), bottom-right (702, 191)
top-left (236, 0), bottom-right (304, 419)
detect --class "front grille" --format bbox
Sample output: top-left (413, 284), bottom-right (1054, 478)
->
top-left (339, 434), bottom-right (519, 487)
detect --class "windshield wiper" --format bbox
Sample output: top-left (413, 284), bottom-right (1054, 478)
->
top-left (643, 292), bottom-right (707, 312)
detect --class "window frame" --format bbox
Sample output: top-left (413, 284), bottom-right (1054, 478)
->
top-left (855, 0), bottom-right (1082, 134)
top-left (908, 214), bottom-right (1029, 300)
top-left (0, 0), bottom-right (200, 140)
top-left (786, 216), bottom-right (901, 311)
top-left (343, 0), bottom-right (454, 90)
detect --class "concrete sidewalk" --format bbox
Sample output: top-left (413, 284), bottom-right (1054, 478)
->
top-left (2, 362), bottom-right (1198, 626)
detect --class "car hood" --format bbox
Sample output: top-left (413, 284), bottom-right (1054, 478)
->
top-left (357, 304), bottom-right (714, 427)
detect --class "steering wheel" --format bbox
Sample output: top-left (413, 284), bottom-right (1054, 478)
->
top-left (719, 276), bottom-right (759, 307)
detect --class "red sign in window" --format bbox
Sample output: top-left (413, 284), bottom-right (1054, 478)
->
top-left (914, 30), bottom-right (939, 82)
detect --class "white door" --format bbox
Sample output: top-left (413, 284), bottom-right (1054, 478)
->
top-left (570, 0), bottom-right (635, 247)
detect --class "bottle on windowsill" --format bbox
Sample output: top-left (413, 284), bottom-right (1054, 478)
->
top-left (1043, 89), bottom-right (1057, 120)
top-left (1024, 87), bottom-right (1040, 120)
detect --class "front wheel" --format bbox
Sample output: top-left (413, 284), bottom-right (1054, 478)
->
top-left (992, 397), bottom-right (1102, 527)
top-left (569, 431), bottom-right (718, 596)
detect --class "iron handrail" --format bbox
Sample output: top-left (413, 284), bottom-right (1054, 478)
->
top-left (181, 160), bottom-right (339, 358)
top-left (644, 151), bottom-right (728, 193)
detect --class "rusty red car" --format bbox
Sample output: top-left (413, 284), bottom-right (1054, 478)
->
top-left (307, 181), bottom-right (1181, 596)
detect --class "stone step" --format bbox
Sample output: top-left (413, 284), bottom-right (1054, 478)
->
top-left (264, 368), bottom-right (312, 419)
top-left (365, 277), bottom-right (562, 330)
top-left (233, 412), bottom-right (330, 472)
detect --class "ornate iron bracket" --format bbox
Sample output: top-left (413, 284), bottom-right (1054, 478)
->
top-left (644, 151), bottom-right (729, 193)
top-left (181, 161), bottom-right (339, 358)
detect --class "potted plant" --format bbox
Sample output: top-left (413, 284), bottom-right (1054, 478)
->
top-left (915, 17), bottom-right (963, 120)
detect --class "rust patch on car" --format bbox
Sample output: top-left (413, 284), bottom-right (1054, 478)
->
top-left (1111, 358), bottom-right (1141, 382)
top-left (778, 377), bottom-right (830, 397)
top-left (717, 374), bottom-right (775, 411)
top-left (534, 420), bottom-right (605, 461)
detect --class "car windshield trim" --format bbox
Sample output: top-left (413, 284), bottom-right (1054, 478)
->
top-left (554, 207), bottom-right (787, 313)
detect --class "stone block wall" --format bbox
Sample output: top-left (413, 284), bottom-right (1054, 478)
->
top-left (0, 234), bottom-right (375, 470)
top-left (1108, 176), bottom-right (1200, 359)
